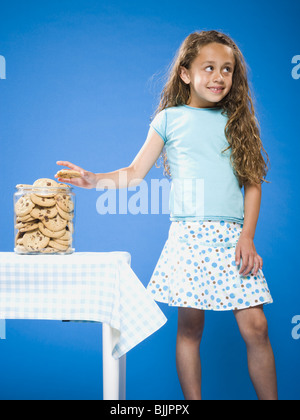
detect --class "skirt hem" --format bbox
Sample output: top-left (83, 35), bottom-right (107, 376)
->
top-left (150, 294), bottom-right (273, 312)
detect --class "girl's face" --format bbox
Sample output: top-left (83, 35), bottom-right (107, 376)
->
top-left (180, 42), bottom-right (235, 108)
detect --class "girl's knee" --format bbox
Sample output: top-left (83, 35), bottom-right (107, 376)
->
top-left (178, 324), bottom-right (205, 342)
top-left (239, 313), bottom-right (269, 345)
top-left (177, 308), bottom-right (205, 342)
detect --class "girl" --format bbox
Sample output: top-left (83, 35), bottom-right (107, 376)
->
top-left (55, 30), bottom-right (278, 400)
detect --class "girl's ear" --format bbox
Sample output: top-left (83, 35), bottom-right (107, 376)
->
top-left (179, 66), bottom-right (190, 84)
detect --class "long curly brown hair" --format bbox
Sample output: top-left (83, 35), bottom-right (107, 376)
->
top-left (153, 30), bottom-right (270, 188)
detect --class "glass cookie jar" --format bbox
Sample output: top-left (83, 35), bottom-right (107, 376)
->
top-left (14, 185), bottom-right (75, 255)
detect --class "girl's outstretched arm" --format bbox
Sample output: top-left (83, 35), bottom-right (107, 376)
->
top-left (55, 127), bottom-right (165, 189)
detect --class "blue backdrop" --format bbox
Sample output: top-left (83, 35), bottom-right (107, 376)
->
top-left (0, 0), bottom-right (299, 400)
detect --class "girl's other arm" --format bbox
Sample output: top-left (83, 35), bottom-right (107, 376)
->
top-left (55, 127), bottom-right (165, 189)
top-left (241, 182), bottom-right (262, 240)
top-left (235, 182), bottom-right (263, 276)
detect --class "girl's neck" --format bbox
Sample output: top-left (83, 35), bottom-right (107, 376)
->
top-left (183, 104), bottom-right (221, 110)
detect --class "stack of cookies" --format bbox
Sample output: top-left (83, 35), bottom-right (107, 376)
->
top-left (14, 178), bottom-right (75, 254)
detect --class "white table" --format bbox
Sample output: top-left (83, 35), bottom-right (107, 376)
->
top-left (0, 252), bottom-right (167, 400)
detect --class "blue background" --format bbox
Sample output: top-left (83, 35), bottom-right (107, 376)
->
top-left (0, 0), bottom-right (299, 400)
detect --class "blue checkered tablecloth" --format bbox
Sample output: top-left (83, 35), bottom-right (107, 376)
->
top-left (0, 252), bottom-right (167, 359)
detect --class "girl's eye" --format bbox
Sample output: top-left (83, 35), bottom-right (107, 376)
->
top-left (204, 66), bottom-right (233, 73)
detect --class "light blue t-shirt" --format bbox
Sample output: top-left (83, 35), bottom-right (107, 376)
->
top-left (150, 105), bottom-right (244, 223)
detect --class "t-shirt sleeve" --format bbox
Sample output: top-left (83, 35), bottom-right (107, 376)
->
top-left (149, 109), bottom-right (167, 144)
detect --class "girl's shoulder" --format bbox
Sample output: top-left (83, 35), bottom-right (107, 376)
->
top-left (151, 106), bottom-right (184, 127)
top-left (153, 105), bottom-right (183, 116)
top-left (153, 105), bottom-right (185, 121)
top-left (157, 105), bottom-right (225, 118)
top-left (164, 105), bottom-right (185, 115)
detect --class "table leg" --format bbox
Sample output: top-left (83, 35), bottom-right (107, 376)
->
top-left (102, 323), bottom-right (126, 400)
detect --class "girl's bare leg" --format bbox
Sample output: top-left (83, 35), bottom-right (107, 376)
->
top-left (176, 307), bottom-right (205, 400)
top-left (234, 305), bottom-right (278, 400)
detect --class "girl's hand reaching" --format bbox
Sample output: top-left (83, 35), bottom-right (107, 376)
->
top-left (55, 161), bottom-right (98, 189)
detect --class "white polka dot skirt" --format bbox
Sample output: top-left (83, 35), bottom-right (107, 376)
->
top-left (147, 220), bottom-right (273, 311)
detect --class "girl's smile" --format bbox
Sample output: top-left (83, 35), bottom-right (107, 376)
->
top-left (180, 42), bottom-right (235, 108)
top-left (207, 86), bottom-right (225, 94)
